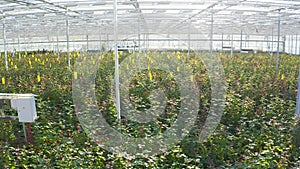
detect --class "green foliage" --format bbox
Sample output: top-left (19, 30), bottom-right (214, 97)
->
top-left (0, 51), bottom-right (299, 168)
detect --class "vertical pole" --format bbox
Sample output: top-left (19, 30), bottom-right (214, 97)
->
top-left (144, 33), bottom-right (146, 51)
top-left (114, 0), bottom-right (121, 121)
top-left (47, 35), bottom-right (50, 51)
top-left (18, 35), bottom-right (21, 60)
top-left (147, 34), bottom-right (149, 50)
top-left (99, 24), bottom-right (102, 55)
top-left (271, 26), bottom-right (274, 55)
top-left (26, 123), bottom-right (32, 143)
top-left (57, 31), bottom-right (60, 59)
top-left (24, 34), bottom-right (27, 53)
top-left (137, 17), bottom-right (141, 71)
top-left (52, 37), bottom-right (55, 52)
top-left (295, 69), bottom-right (300, 120)
top-left (240, 29), bottom-right (243, 53)
top-left (188, 18), bottom-right (191, 59)
top-left (283, 35), bottom-right (286, 53)
top-left (210, 12), bottom-right (213, 71)
top-left (86, 35), bottom-right (89, 52)
top-left (221, 33), bottom-right (224, 52)
top-left (106, 34), bottom-right (109, 51)
top-left (3, 15), bottom-right (8, 71)
top-left (276, 10), bottom-right (281, 73)
top-left (291, 35), bottom-right (293, 55)
top-left (296, 34), bottom-right (298, 55)
top-left (138, 18), bottom-right (141, 52)
top-left (231, 33), bottom-right (233, 58)
top-left (66, 10), bottom-right (70, 70)
top-left (168, 32), bottom-right (170, 47)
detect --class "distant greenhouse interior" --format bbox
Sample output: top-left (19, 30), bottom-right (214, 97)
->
top-left (0, 0), bottom-right (299, 54)
top-left (0, 0), bottom-right (300, 168)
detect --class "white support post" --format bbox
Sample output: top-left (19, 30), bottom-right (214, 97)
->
top-left (209, 12), bottom-right (214, 72)
top-left (276, 9), bottom-right (281, 73)
top-left (147, 34), bottom-right (149, 50)
top-left (231, 33), bottom-right (233, 58)
top-left (66, 10), bottom-right (70, 70)
top-left (271, 26), bottom-right (274, 56)
top-left (86, 35), bottom-right (89, 52)
top-left (106, 34), bottom-right (109, 51)
top-left (52, 37), bottom-right (54, 52)
top-left (138, 18), bottom-right (141, 53)
top-left (240, 29), bottom-right (243, 53)
top-left (267, 35), bottom-right (270, 52)
top-left (144, 33), bottom-right (146, 51)
top-left (24, 33), bottom-right (27, 53)
top-left (18, 35), bottom-right (21, 60)
top-left (221, 33), bottom-right (224, 52)
top-left (137, 17), bottom-right (141, 71)
top-left (291, 35), bottom-right (293, 55)
top-left (296, 34), bottom-right (298, 55)
top-left (57, 31), bottom-right (60, 59)
top-left (188, 18), bottom-right (191, 59)
top-left (3, 16), bottom-right (8, 71)
top-left (114, 0), bottom-right (121, 121)
top-left (99, 24), bottom-right (102, 55)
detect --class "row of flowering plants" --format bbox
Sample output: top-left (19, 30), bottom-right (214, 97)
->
top-left (0, 51), bottom-right (299, 168)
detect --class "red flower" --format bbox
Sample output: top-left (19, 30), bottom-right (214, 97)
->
top-left (238, 157), bottom-right (243, 162)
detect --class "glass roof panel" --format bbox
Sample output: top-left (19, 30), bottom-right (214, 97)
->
top-left (0, 0), bottom-right (298, 42)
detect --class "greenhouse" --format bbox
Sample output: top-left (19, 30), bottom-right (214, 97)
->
top-left (0, 0), bottom-right (300, 168)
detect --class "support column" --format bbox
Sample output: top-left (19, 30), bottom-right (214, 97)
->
top-left (106, 34), bottom-right (109, 51)
top-left (276, 9), bottom-right (281, 73)
top-left (66, 9), bottom-right (70, 70)
top-left (3, 14), bottom-right (8, 71)
top-left (113, 0), bottom-right (121, 121)
top-left (86, 35), bottom-right (89, 52)
top-left (291, 35), bottom-right (293, 55)
top-left (57, 31), bottom-right (60, 59)
top-left (221, 33), bottom-right (224, 52)
top-left (18, 35), bottom-right (21, 60)
top-left (231, 33), bottom-right (233, 58)
top-left (138, 18), bottom-right (141, 52)
top-left (271, 26), bottom-right (274, 55)
top-left (144, 33), bottom-right (146, 51)
top-left (296, 34), bottom-right (298, 55)
top-left (209, 12), bottom-right (214, 71)
top-left (99, 24), bottom-right (102, 55)
top-left (240, 29), bottom-right (243, 53)
top-left (188, 18), bottom-right (191, 58)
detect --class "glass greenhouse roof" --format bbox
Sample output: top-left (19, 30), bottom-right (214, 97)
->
top-left (0, 0), bottom-right (299, 49)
